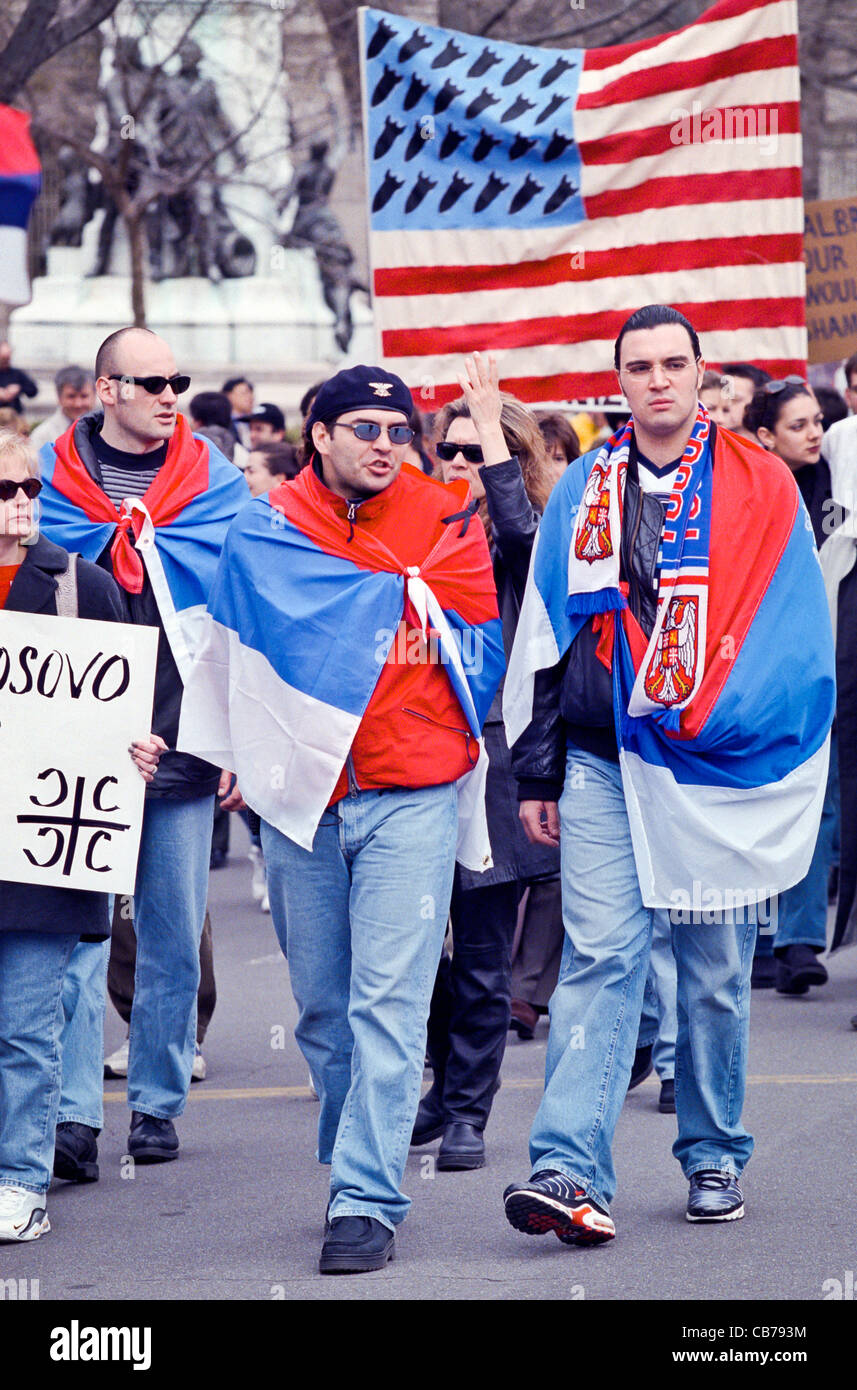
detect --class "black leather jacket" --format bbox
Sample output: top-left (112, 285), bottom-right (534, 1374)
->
top-left (512, 446), bottom-right (666, 802)
top-left (457, 456), bottom-right (560, 888)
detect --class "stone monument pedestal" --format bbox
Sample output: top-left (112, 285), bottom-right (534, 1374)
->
top-left (12, 243), bottom-right (374, 370)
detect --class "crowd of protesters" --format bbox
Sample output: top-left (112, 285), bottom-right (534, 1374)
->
top-left (0, 318), bottom-right (853, 1273)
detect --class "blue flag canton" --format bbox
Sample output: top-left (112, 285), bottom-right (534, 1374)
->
top-left (364, 8), bottom-right (585, 232)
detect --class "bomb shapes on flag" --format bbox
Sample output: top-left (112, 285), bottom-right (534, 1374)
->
top-left (363, 10), bottom-right (584, 232)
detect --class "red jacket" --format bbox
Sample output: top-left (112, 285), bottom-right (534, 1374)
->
top-left (270, 461), bottom-right (499, 804)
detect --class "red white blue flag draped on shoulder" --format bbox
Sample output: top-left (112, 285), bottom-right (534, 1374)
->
top-left (503, 421), bottom-right (835, 909)
top-left (0, 105), bottom-right (41, 306)
top-left (176, 464), bottom-right (506, 869)
top-left (37, 416), bottom-right (249, 681)
top-left (359, 0), bottom-right (806, 405)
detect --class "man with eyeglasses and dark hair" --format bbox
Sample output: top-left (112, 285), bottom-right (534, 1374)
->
top-left (35, 326), bottom-right (248, 1178)
top-left (501, 304), bottom-right (834, 1245)
top-left (180, 363), bottom-right (504, 1273)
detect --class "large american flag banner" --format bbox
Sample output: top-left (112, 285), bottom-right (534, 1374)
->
top-left (358, 0), bottom-right (806, 405)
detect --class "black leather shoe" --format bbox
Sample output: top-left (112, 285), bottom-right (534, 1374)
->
top-left (775, 944), bottom-right (828, 995)
top-left (509, 999), bottom-right (538, 1040)
top-left (127, 1112), bottom-right (179, 1163)
top-left (411, 1087), bottom-right (444, 1146)
top-left (53, 1122), bottom-right (100, 1183)
top-left (627, 1043), bottom-right (653, 1091)
top-left (318, 1216), bottom-right (395, 1274)
top-left (658, 1079), bottom-right (676, 1114)
top-left (437, 1121), bottom-right (485, 1170)
top-left (686, 1170), bottom-right (744, 1222)
top-left (750, 955), bottom-right (777, 989)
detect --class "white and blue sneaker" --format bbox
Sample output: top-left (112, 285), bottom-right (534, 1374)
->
top-left (686, 1171), bottom-right (744, 1222)
top-left (0, 1186), bottom-right (50, 1242)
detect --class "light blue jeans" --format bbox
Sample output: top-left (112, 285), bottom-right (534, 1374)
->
top-left (636, 910), bottom-right (677, 1082)
top-left (528, 747), bottom-right (756, 1213)
top-left (61, 796), bottom-right (215, 1122)
top-left (58, 939), bottom-right (110, 1131)
top-left (126, 795), bottom-right (215, 1118)
top-left (0, 931), bottom-right (80, 1194)
top-left (262, 783), bottom-right (458, 1231)
top-left (772, 732), bottom-right (839, 953)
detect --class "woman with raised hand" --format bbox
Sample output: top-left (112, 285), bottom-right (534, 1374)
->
top-left (412, 353), bottom-right (557, 1171)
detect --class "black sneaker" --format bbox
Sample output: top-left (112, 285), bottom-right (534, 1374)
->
top-left (686, 1170), bottom-right (744, 1222)
top-left (658, 1079), bottom-right (676, 1114)
top-left (127, 1112), bottom-right (179, 1164)
top-left (53, 1123), bottom-right (100, 1183)
top-left (775, 944), bottom-right (828, 995)
top-left (503, 1170), bottom-right (615, 1245)
top-left (627, 1043), bottom-right (653, 1091)
top-left (318, 1216), bottom-right (395, 1274)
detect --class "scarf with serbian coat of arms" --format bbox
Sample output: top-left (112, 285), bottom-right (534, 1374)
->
top-left (504, 408), bottom-right (835, 909)
top-left (567, 404), bottom-right (713, 733)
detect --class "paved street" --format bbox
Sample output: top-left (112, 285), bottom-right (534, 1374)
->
top-left (4, 822), bottom-right (856, 1304)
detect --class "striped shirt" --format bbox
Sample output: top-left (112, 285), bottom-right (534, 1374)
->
top-left (92, 434), bottom-right (167, 509)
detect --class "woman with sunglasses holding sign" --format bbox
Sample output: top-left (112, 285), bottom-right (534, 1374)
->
top-left (0, 429), bottom-right (165, 1244)
top-left (413, 353), bottom-right (556, 1171)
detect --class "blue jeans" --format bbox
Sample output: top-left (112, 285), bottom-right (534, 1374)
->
top-left (636, 910), bottom-right (677, 1082)
top-left (125, 795), bottom-right (214, 1118)
top-left (529, 747), bottom-right (756, 1213)
top-left (0, 931), bottom-right (79, 1194)
top-left (262, 783), bottom-right (458, 1231)
top-left (58, 939), bottom-right (110, 1131)
top-left (772, 733), bottom-right (839, 953)
top-left (60, 797), bottom-right (214, 1121)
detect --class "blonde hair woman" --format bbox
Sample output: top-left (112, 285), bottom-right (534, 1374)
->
top-left (0, 430), bottom-right (164, 1244)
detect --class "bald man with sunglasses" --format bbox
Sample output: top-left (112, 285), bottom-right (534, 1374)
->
top-left (37, 326), bottom-right (247, 1177)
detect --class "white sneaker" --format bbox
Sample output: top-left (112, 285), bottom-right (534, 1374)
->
top-left (248, 846), bottom-right (266, 903)
top-left (0, 1186), bottom-right (50, 1242)
top-left (261, 890), bottom-right (270, 914)
top-left (191, 1043), bottom-right (207, 1082)
top-left (104, 1036), bottom-right (129, 1079)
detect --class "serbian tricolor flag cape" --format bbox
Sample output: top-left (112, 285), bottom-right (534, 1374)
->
top-left (504, 420), bottom-right (835, 909)
top-left (0, 105), bottom-right (40, 306)
top-left (37, 415), bottom-right (250, 680)
top-left (177, 463), bottom-right (506, 869)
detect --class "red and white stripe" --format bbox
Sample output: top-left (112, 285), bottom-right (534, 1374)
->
top-left (370, 0), bottom-right (806, 407)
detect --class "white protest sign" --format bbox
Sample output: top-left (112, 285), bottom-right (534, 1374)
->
top-left (0, 610), bottom-right (158, 894)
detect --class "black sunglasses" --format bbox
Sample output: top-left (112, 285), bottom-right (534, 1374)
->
top-left (332, 420), bottom-right (415, 444)
top-left (108, 373), bottom-right (192, 395)
top-left (763, 375), bottom-right (808, 395)
top-left (0, 477), bottom-right (41, 502)
top-left (436, 441), bottom-right (485, 465)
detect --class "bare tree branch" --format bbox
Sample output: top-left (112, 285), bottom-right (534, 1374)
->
top-left (0, 0), bottom-right (119, 103)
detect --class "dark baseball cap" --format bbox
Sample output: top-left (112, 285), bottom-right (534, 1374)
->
top-left (237, 402), bottom-right (286, 431)
top-left (307, 365), bottom-right (414, 430)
